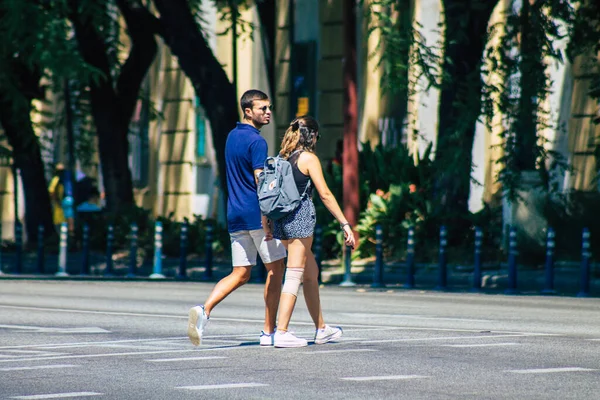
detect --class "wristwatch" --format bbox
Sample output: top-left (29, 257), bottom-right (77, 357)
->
top-left (340, 222), bottom-right (351, 230)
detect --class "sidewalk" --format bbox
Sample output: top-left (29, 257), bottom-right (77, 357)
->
top-left (0, 252), bottom-right (598, 297)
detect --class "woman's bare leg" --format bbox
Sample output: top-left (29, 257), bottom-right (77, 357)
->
top-left (302, 249), bottom-right (325, 329)
top-left (276, 237), bottom-right (311, 331)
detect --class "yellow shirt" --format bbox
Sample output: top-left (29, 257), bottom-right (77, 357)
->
top-left (48, 176), bottom-right (65, 225)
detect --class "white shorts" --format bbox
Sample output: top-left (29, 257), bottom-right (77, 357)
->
top-left (230, 229), bottom-right (286, 267)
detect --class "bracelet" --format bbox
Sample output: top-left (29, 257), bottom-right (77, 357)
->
top-left (340, 222), bottom-right (351, 230)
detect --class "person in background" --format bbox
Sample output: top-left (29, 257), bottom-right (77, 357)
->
top-left (48, 163), bottom-right (66, 230)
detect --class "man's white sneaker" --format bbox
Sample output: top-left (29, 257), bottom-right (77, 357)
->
top-left (260, 331), bottom-right (275, 346)
top-left (314, 325), bottom-right (343, 344)
top-left (274, 330), bottom-right (308, 348)
top-left (187, 305), bottom-right (209, 346)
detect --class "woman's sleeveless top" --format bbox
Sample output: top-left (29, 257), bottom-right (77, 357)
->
top-left (287, 151), bottom-right (312, 197)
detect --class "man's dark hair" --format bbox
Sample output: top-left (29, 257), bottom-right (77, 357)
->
top-left (240, 89), bottom-right (269, 114)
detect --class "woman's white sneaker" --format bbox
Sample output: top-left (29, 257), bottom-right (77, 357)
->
top-left (314, 325), bottom-right (343, 344)
top-left (274, 331), bottom-right (308, 348)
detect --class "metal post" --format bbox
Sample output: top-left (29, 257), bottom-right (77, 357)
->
top-left (150, 221), bottom-right (165, 279)
top-left (314, 225), bottom-right (323, 284)
top-left (505, 226), bottom-right (518, 294)
top-left (203, 222), bottom-right (213, 281)
top-left (372, 224), bottom-right (385, 288)
top-left (436, 225), bottom-right (448, 290)
top-left (541, 227), bottom-right (556, 295)
top-left (80, 223), bottom-right (90, 275)
top-left (177, 220), bottom-right (188, 280)
top-left (56, 222), bottom-right (69, 277)
top-left (127, 223), bottom-right (138, 278)
top-left (577, 227), bottom-right (591, 298)
top-left (14, 221), bottom-right (22, 274)
top-left (105, 224), bottom-right (114, 276)
top-left (339, 245), bottom-right (356, 287)
top-left (36, 224), bottom-right (45, 274)
top-left (405, 226), bottom-right (416, 289)
top-left (472, 227), bottom-right (482, 291)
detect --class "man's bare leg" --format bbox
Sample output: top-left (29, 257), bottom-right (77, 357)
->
top-left (263, 258), bottom-right (285, 333)
top-left (203, 266), bottom-right (252, 316)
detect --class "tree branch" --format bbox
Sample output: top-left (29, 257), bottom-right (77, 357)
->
top-left (115, 0), bottom-right (158, 123)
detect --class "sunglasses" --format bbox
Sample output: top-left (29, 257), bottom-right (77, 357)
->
top-left (256, 104), bottom-right (274, 112)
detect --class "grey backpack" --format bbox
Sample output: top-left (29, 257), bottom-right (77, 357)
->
top-left (257, 152), bottom-right (310, 221)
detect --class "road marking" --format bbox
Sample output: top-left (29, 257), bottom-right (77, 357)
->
top-left (0, 337), bottom-right (188, 350)
top-left (0, 346), bottom-right (251, 363)
top-left (0, 364), bottom-right (77, 372)
top-left (507, 367), bottom-right (597, 374)
top-left (0, 352), bottom-right (69, 358)
top-left (442, 343), bottom-right (520, 348)
top-left (11, 392), bottom-right (102, 399)
top-left (146, 356), bottom-right (226, 362)
top-left (343, 313), bottom-right (493, 323)
top-left (0, 305), bottom-right (557, 335)
top-left (359, 334), bottom-right (545, 344)
top-left (302, 349), bottom-right (378, 354)
top-left (341, 375), bottom-right (429, 381)
top-left (176, 383), bottom-right (268, 390)
top-left (0, 325), bottom-right (110, 334)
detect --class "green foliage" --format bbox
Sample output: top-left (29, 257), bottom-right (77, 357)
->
top-left (361, 0), bottom-right (441, 96)
top-left (355, 144), bottom-right (435, 259)
top-left (482, 0), bottom-right (575, 200)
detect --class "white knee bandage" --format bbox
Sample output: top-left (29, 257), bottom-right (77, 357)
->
top-left (282, 268), bottom-right (304, 297)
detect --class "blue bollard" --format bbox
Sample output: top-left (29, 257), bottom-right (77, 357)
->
top-left (80, 223), bottom-right (90, 275)
top-left (127, 223), bottom-right (138, 278)
top-left (436, 226), bottom-right (448, 290)
top-left (505, 226), bottom-right (518, 294)
top-left (177, 220), bottom-right (188, 280)
top-left (472, 227), bottom-right (483, 291)
top-left (577, 228), bottom-right (591, 298)
top-left (36, 224), bottom-right (45, 274)
top-left (203, 222), bottom-right (213, 281)
top-left (541, 227), bottom-right (556, 295)
top-left (372, 225), bottom-right (385, 288)
top-left (314, 225), bottom-right (323, 284)
top-left (14, 221), bottom-right (22, 274)
top-left (105, 224), bottom-right (114, 276)
top-left (339, 245), bottom-right (356, 287)
top-left (150, 221), bottom-right (165, 279)
top-left (405, 226), bottom-right (416, 289)
top-left (56, 223), bottom-right (69, 277)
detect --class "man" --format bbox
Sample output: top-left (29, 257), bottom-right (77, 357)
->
top-left (187, 90), bottom-right (286, 346)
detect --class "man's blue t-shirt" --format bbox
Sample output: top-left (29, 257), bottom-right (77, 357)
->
top-left (225, 122), bottom-right (268, 233)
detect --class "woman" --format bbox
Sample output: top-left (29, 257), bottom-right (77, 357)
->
top-left (272, 115), bottom-right (356, 348)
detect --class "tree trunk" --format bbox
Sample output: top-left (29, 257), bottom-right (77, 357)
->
top-left (69, 1), bottom-right (158, 211)
top-left (151, 0), bottom-right (239, 198)
top-left (256, 0), bottom-right (275, 93)
top-left (0, 68), bottom-right (54, 240)
top-left (435, 0), bottom-right (499, 218)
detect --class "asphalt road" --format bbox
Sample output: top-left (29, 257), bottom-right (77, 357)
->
top-left (0, 280), bottom-right (599, 399)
